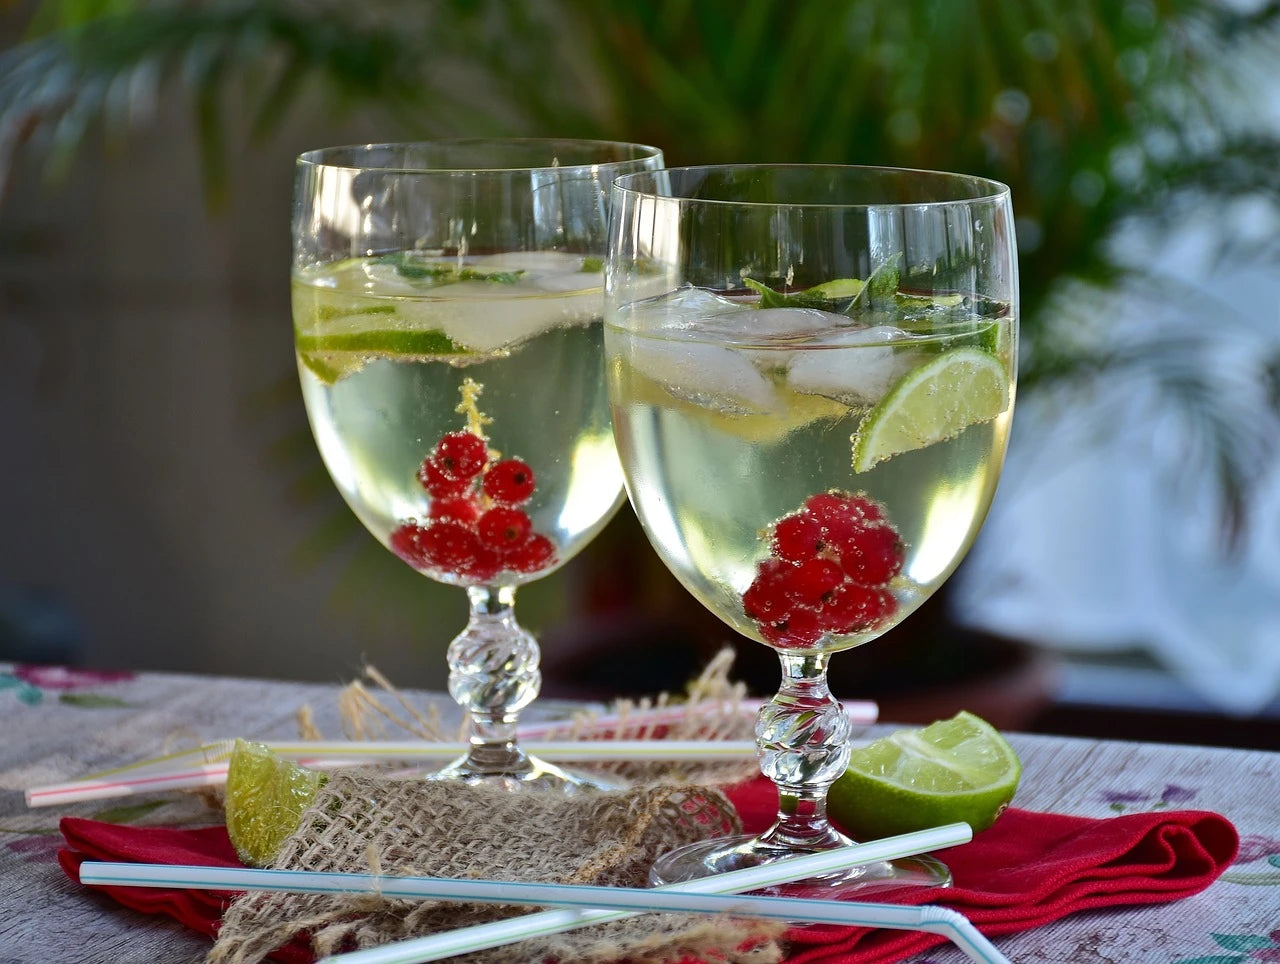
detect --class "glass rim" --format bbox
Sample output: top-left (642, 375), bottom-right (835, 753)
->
top-left (296, 138), bottom-right (664, 176)
top-left (611, 163), bottom-right (1011, 209)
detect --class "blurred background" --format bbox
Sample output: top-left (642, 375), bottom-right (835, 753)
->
top-left (2, 0), bottom-right (1279, 748)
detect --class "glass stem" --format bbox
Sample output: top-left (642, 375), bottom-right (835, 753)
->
top-left (755, 650), bottom-right (853, 851)
top-left (446, 585), bottom-right (541, 775)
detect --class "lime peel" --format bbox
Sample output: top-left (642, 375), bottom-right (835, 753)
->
top-left (851, 347), bottom-right (1010, 472)
top-left (826, 710), bottom-right (1021, 841)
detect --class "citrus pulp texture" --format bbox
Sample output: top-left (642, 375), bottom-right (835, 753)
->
top-left (224, 739), bottom-right (326, 867)
top-left (826, 710), bottom-right (1021, 840)
top-left (852, 348), bottom-right (1010, 472)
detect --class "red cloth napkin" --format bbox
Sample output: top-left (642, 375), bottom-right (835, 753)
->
top-left (727, 778), bottom-right (1239, 962)
top-left (57, 818), bottom-right (312, 964)
top-left (58, 780), bottom-right (1238, 964)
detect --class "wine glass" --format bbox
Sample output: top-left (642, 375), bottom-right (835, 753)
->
top-left (605, 164), bottom-right (1017, 889)
top-left (293, 139), bottom-right (663, 791)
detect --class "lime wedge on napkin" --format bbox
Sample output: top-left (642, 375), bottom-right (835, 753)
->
top-left (224, 739), bottom-right (325, 867)
top-left (827, 711), bottom-right (1021, 840)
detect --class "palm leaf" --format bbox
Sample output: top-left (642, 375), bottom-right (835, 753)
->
top-left (4, 0), bottom-right (1279, 584)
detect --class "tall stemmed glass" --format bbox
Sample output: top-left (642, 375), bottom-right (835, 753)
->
top-left (293, 139), bottom-right (663, 790)
top-left (606, 165), bottom-right (1017, 887)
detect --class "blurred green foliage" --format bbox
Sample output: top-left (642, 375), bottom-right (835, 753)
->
top-left (3, 0), bottom-right (1279, 530)
top-left (5, 0), bottom-right (1278, 358)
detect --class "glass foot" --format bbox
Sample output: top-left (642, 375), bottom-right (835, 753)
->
top-left (427, 751), bottom-right (623, 793)
top-left (649, 832), bottom-right (951, 899)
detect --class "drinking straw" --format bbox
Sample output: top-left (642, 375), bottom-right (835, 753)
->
top-left (25, 740), bottom-right (759, 807)
top-left (78, 823), bottom-right (1006, 964)
top-left (515, 697), bottom-right (879, 739)
top-left (29, 697), bottom-right (879, 808)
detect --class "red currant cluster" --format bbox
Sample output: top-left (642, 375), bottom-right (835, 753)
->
top-left (389, 430), bottom-right (555, 581)
top-left (742, 491), bottom-right (903, 648)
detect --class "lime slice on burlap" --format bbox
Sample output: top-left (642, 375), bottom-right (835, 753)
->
top-left (224, 739), bottom-right (326, 866)
top-left (851, 347), bottom-right (1010, 471)
top-left (827, 711), bottom-right (1021, 840)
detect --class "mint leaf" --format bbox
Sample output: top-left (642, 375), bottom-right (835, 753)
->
top-left (375, 253), bottom-right (454, 281)
top-left (867, 258), bottom-right (901, 300)
top-left (375, 253), bottom-right (524, 285)
top-left (746, 275), bottom-right (879, 315)
top-left (457, 267), bottom-right (524, 284)
top-left (579, 256), bottom-right (603, 272)
top-left (743, 277), bottom-right (803, 308)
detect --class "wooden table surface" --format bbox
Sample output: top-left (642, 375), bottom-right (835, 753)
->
top-left (2, 663), bottom-right (1278, 964)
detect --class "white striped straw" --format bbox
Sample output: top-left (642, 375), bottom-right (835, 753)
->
top-left (29, 697), bottom-right (878, 809)
top-left (515, 698), bottom-right (879, 739)
top-left (77, 824), bottom-right (1002, 963)
top-left (28, 697), bottom-right (876, 809)
top-left (24, 740), bottom-right (758, 807)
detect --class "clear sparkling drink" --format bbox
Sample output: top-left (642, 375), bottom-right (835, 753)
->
top-left (295, 250), bottom-right (623, 586)
top-left (607, 286), bottom-right (1015, 652)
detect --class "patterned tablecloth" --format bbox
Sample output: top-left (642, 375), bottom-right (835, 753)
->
top-left (1, 663), bottom-right (1277, 964)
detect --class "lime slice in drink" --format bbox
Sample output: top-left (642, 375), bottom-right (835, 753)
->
top-left (827, 711), bottom-right (1021, 840)
top-left (805, 277), bottom-right (867, 301)
top-left (224, 739), bottom-right (326, 867)
top-left (294, 321), bottom-right (476, 386)
top-left (851, 347), bottom-right (1009, 471)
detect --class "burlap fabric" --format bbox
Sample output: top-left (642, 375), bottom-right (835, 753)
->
top-left (209, 775), bottom-right (785, 964)
top-left (210, 650), bottom-right (782, 963)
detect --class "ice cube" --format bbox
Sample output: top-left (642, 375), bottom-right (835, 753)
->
top-left (395, 252), bottom-right (601, 352)
top-left (626, 335), bottom-right (780, 413)
top-left (465, 251), bottom-right (582, 272)
top-left (622, 286), bottom-right (744, 335)
top-left (465, 251), bottom-right (598, 290)
top-left (725, 307), bottom-right (845, 341)
top-left (417, 291), bottom-right (599, 353)
top-left (786, 326), bottom-right (920, 403)
top-left (669, 306), bottom-right (843, 381)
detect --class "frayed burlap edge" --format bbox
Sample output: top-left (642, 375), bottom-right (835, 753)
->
top-left (317, 647), bottom-right (762, 787)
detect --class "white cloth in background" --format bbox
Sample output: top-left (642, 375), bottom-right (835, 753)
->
top-left (954, 272), bottom-right (1280, 717)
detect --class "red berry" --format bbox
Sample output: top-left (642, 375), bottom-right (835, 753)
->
top-left (758, 606), bottom-right (824, 648)
top-left (772, 513), bottom-right (825, 563)
top-left (418, 456), bottom-right (470, 498)
top-left (742, 558), bottom-right (794, 622)
top-left (389, 523), bottom-right (431, 568)
top-left (483, 458), bottom-right (537, 506)
top-left (866, 587), bottom-right (897, 624)
top-left (428, 495), bottom-right (481, 525)
top-left (822, 584), bottom-right (897, 632)
top-left (802, 492), bottom-right (850, 525)
top-left (459, 544), bottom-right (502, 583)
top-left (805, 491), bottom-right (887, 530)
top-left (420, 521), bottom-right (480, 570)
top-left (816, 510), bottom-right (863, 548)
top-left (434, 431), bottom-right (488, 481)
top-left (835, 522), bottom-right (903, 586)
top-left (477, 506), bottom-right (532, 550)
top-left (506, 532), bottom-right (555, 573)
top-left (783, 558), bottom-right (844, 605)
top-left (820, 582), bottom-right (880, 634)
top-left (845, 494), bottom-right (886, 524)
